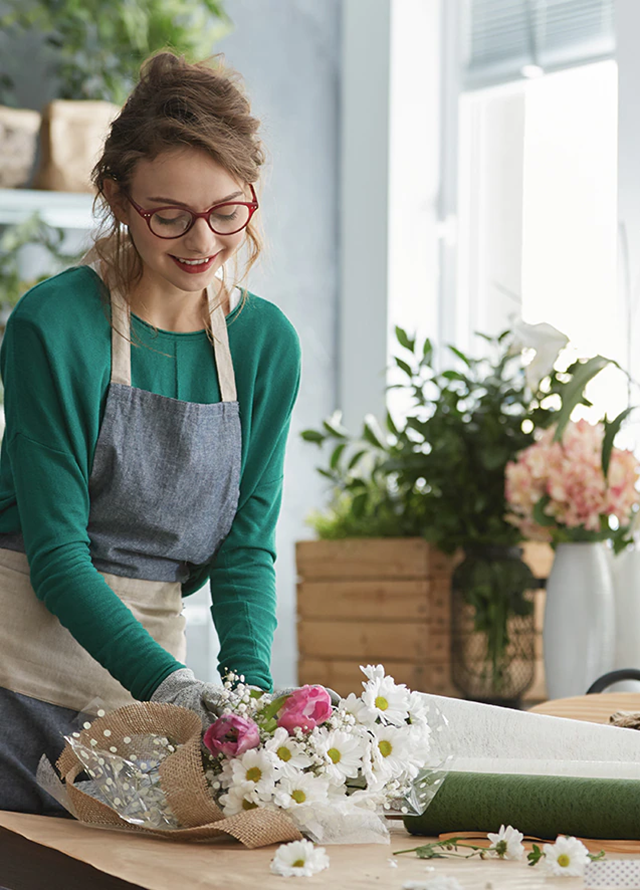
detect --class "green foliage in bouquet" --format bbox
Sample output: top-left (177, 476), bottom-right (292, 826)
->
top-left (0, 0), bottom-right (230, 105)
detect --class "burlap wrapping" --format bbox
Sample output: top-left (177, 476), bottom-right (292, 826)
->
top-left (57, 702), bottom-right (303, 848)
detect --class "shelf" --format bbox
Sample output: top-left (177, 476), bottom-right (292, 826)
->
top-left (0, 188), bottom-right (96, 229)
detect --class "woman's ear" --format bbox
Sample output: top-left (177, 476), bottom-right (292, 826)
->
top-left (102, 179), bottom-right (130, 226)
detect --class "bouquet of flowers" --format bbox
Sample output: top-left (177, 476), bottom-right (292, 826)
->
top-left (505, 419), bottom-right (640, 547)
top-left (50, 665), bottom-right (450, 847)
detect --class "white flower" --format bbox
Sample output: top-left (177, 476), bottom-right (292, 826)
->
top-left (365, 724), bottom-right (413, 788)
top-left (407, 718), bottom-right (432, 755)
top-left (338, 693), bottom-right (377, 727)
top-left (362, 675), bottom-right (411, 726)
top-left (402, 878), bottom-right (462, 890)
top-left (264, 728), bottom-right (313, 776)
top-left (270, 839), bottom-right (330, 877)
top-left (229, 748), bottom-right (277, 796)
top-left (407, 690), bottom-right (430, 724)
top-left (273, 773), bottom-right (330, 809)
top-left (360, 663), bottom-right (386, 683)
top-left (487, 824), bottom-right (525, 860)
top-left (217, 782), bottom-right (263, 816)
top-left (541, 835), bottom-right (590, 877)
top-left (510, 318), bottom-right (568, 392)
top-left (315, 729), bottom-right (366, 783)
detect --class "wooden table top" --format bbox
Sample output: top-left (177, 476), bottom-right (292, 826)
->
top-left (528, 692), bottom-right (640, 724)
top-left (3, 810), bottom-right (633, 890)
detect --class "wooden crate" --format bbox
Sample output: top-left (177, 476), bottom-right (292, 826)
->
top-left (296, 538), bottom-right (553, 702)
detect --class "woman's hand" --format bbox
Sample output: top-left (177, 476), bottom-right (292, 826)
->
top-left (150, 668), bottom-right (227, 726)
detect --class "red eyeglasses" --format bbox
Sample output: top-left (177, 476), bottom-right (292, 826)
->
top-left (127, 184), bottom-right (259, 239)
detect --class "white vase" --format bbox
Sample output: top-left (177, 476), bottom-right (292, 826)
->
top-left (543, 542), bottom-right (615, 700)
top-left (611, 545), bottom-right (640, 692)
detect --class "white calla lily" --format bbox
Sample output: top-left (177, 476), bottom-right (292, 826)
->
top-left (511, 319), bottom-right (568, 392)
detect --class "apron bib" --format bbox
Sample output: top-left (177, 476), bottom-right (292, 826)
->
top-left (0, 255), bottom-right (242, 715)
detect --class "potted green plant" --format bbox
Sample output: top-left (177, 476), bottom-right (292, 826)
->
top-left (0, 0), bottom-right (230, 191)
top-left (0, 211), bottom-right (82, 330)
top-left (302, 324), bottom-right (617, 705)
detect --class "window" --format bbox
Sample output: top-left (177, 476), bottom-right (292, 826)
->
top-left (456, 59), bottom-right (624, 425)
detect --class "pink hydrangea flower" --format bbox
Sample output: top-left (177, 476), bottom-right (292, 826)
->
top-left (505, 419), bottom-right (640, 539)
top-left (203, 713), bottom-right (260, 757)
top-left (277, 685), bottom-right (332, 734)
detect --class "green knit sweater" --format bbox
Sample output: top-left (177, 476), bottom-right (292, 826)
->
top-left (0, 265), bottom-right (300, 699)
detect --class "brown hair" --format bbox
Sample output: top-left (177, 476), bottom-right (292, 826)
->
top-left (91, 51), bottom-right (265, 311)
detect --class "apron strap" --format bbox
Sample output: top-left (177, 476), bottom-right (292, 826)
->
top-left (206, 283), bottom-right (237, 403)
top-left (110, 291), bottom-right (132, 386)
top-left (76, 247), bottom-right (132, 387)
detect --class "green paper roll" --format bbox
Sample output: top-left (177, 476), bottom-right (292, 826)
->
top-left (403, 772), bottom-right (640, 840)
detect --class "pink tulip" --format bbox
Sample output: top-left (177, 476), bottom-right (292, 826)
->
top-left (203, 714), bottom-right (260, 757)
top-left (277, 685), bottom-right (332, 734)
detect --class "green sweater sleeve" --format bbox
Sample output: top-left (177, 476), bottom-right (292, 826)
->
top-left (1, 310), bottom-right (183, 701)
top-left (210, 476), bottom-right (283, 691)
top-left (208, 316), bottom-right (301, 691)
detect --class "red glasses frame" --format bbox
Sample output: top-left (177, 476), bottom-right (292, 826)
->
top-left (127, 184), bottom-right (259, 238)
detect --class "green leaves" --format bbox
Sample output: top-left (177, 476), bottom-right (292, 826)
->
top-left (551, 356), bottom-right (610, 442)
top-left (602, 407), bottom-right (634, 478)
top-left (395, 326), bottom-right (415, 352)
top-left (527, 844), bottom-right (543, 867)
top-left (300, 323), bottom-right (631, 553)
top-left (300, 429), bottom-right (325, 445)
top-left (0, 213), bottom-right (82, 312)
top-left (0, 0), bottom-right (232, 104)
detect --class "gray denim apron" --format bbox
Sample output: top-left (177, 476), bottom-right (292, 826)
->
top-left (0, 260), bottom-right (242, 813)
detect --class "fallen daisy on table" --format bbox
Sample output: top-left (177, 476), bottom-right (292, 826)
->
top-left (487, 823), bottom-right (525, 860)
top-left (270, 839), bottom-right (330, 877)
top-left (539, 836), bottom-right (591, 877)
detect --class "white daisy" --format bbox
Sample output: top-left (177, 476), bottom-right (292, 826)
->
top-left (229, 748), bottom-right (277, 797)
top-left (407, 718), bottom-right (432, 757)
top-left (273, 772), bottom-right (330, 809)
top-left (217, 782), bottom-right (262, 816)
top-left (338, 692), bottom-right (377, 727)
top-left (487, 824), bottom-right (525, 860)
top-left (541, 835), bottom-right (590, 877)
top-left (270, 839), bottom-right (330, 877)
top-left (407, 690), bottom-right (430, 724)
top-left (362, 675), bottom-right (411, 726)
top-left (360, 663), bottom-right (386, 683)
top-left (315, 728), bottom-right (366, 783)
top-left (364, 724), bottom-right (411, 788)
top-left (264, 727), bottom-right (313, 776)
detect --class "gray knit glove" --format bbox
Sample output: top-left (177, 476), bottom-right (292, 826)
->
top-left (150, 668), bottom-right (227, 727)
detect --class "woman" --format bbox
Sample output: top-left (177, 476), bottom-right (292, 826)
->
top-left (0, 51), bottom-right (300, 814)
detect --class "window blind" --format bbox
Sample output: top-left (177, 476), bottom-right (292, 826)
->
top-left (462, 0), bottom-right (615, 90)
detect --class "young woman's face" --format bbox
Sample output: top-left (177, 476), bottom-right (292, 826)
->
top-left (114, 147), bottom-right (250, 297)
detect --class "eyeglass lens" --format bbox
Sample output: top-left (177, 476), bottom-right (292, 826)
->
top-left (149, 204), bottom-right (251, 237)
